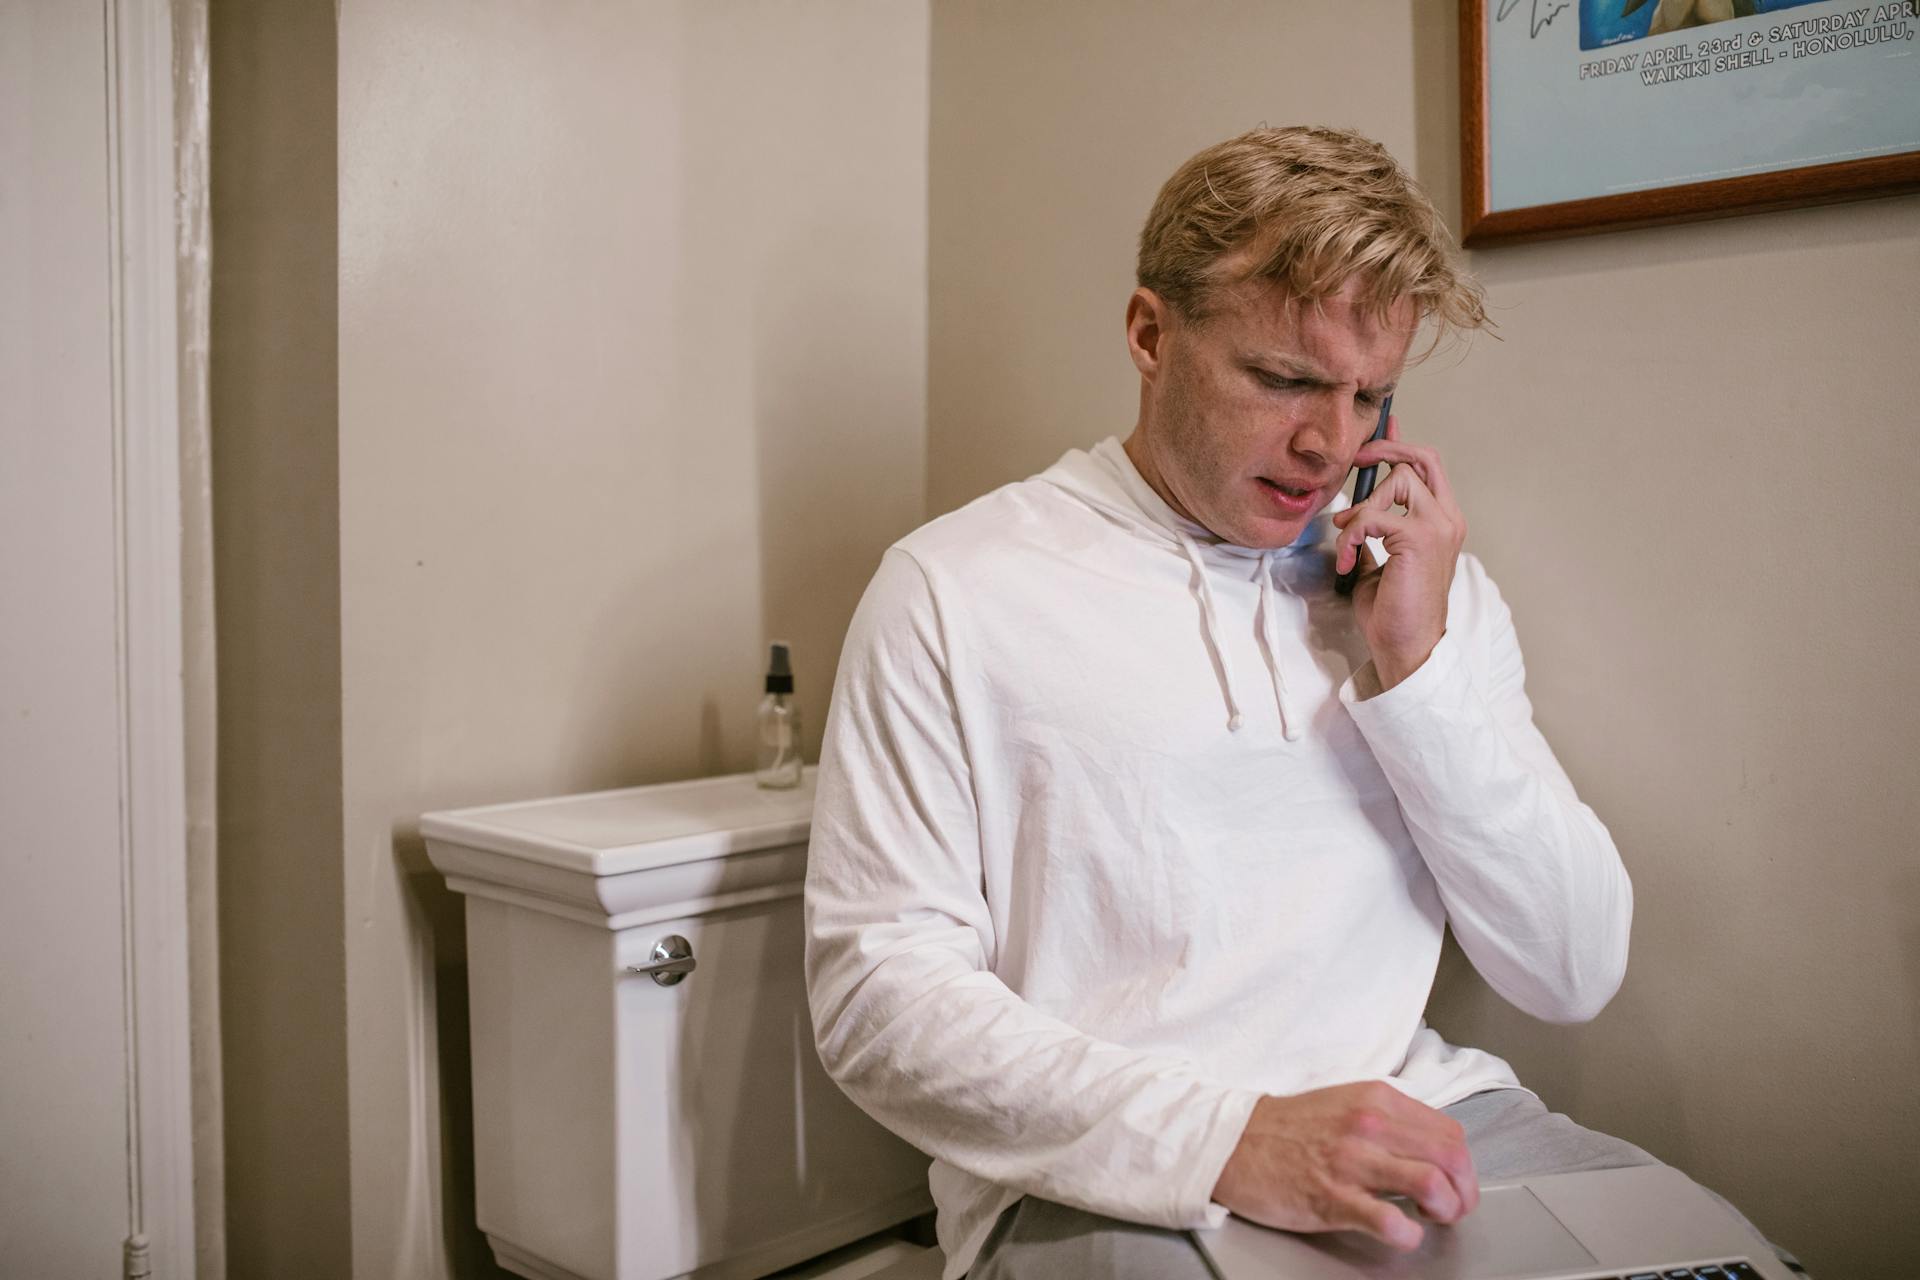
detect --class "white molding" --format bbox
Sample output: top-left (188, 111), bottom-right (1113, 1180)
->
top-left (106, 0), bottom-right (197, 1273)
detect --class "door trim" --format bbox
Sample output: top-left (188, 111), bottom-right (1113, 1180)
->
top-left (106, 0), bottom-right (198, 1272)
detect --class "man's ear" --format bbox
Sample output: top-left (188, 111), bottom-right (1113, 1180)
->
top-left (1125, 288), bottom-right (1171, 380)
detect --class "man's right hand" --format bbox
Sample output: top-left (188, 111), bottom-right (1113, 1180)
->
top-left (1211, 1082), bottom-right (1480, 1251)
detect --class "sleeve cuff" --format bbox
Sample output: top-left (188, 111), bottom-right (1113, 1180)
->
top-left (1336, 627), bottom-right (1514, 822)
top-left (1339, 626), bottom-right (1471, 720)
top-left (1174, 1086), bottom-right (1264, 1229)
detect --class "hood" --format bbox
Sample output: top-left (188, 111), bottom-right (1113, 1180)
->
top-left (1037, 437), bottom-right (1353, 741)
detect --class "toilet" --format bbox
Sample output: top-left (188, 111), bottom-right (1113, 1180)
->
top-left (423, 769), bottom-right (943, 1280)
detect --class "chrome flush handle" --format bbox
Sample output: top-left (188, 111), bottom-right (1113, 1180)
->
top-left (627, 934), bottom-right (696, 986)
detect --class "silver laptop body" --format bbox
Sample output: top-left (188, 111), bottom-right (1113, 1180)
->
top-left (1193, 1165), bottom-right (1795, 1280)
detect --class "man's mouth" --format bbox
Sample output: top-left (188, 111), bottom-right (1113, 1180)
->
top-left (1258, 477), bottom-right (1318, 498)
top-left (1256, 476), bottom-right (1324, 513)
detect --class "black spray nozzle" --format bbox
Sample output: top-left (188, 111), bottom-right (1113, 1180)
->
top-left (765, 642), bottom-right (794, 694)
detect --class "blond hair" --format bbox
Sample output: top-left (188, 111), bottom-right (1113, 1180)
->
top-left (1137, 126), bottom-right (1487, 347)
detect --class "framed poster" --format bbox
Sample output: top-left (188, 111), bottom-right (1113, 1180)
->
top-left (1461, 0), bottom-right (1920, 245)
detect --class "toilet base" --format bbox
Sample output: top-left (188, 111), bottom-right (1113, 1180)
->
top-left (487, 1187), bottom-right (936, 1280)
top-left (489, 1233), bottom-right (943, 1280)
top-left (490, 1235), bottom-right (595, 1280)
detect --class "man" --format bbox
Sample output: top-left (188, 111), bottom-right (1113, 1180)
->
top-left (804, 126), bottom-right (1785, 1279)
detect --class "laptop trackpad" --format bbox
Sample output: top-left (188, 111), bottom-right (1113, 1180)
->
top-left (1305, 1186), bottom-right (1596, 1279)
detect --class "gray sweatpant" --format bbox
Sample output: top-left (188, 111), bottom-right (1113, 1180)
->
top-left (966, 1088), bottom-right (1801, 1278)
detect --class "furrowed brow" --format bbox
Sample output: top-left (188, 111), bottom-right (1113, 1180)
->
top-left (1251, 352), bottom-right (1398, 398)
top-left (1249, 353), bottom-right (1335, 385)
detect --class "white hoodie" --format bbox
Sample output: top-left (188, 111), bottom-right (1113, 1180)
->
top-left (804, 438), bottom-right (1632, 1278)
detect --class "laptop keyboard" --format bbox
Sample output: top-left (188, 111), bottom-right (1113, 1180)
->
top-left (1610, 1262), bottom-right (1761, 1280)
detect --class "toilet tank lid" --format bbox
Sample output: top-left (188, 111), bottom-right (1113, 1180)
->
top-left (420, 768), bottom-right (816, 877)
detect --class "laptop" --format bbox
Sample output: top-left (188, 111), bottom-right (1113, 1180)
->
top-left (1193, 1165), bottom-right (1795, 1280)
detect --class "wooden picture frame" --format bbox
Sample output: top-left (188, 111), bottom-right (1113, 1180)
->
top-left (1460, 0), bottom-right (1920, 247)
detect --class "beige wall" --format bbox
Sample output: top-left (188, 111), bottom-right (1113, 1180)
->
top-left (335, 3), bottom-right (929, 1276)
top-left (929, 3), bottom-right (1919, 1277)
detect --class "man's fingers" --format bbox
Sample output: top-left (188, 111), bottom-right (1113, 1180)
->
top-left (1355, 1153), bottom-right (1467, 1224)
top-left (1365, 459), bottom-right (1434, 517)
top-left (1333, 526), bottom-right (1376, 576)
top-left (1352, 438), bottom-right (1457, 514)
top-left (1331, 1187), bottom-right (1424, 1251)
top-left (1333, 459), bottom-right (1435, 527)
top-left (1333, 517), bottom-right (1388, 575)
top-left (1331, 483), bottom-right (1432, 574)
top-left (1352, 416), bottom-right (1462, 520)
top-left (1404, 1124), bottom-right (1478, 1217)
top-left (1346, 1086), bottom-right (1480, 1217)
top-left (1374, 1097), bottom-right (1474, 1220)
top-left (1214, 1085), bottom-right (1476, 1252)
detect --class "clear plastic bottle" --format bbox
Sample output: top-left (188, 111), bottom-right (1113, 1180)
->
top-left (755, 641), bottom-right (803, 789)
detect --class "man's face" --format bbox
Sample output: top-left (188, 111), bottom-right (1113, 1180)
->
top-left (1124, 275), bottom-right (1416, 550)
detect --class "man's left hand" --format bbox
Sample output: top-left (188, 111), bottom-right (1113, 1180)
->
top-left (1328, 415), bottom-right (1465, 692)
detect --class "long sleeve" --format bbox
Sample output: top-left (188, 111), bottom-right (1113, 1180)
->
top-left (803, 549), bottom-right (1262, 1230)
top-left (1340, 557), bottom-right (1633, 1024)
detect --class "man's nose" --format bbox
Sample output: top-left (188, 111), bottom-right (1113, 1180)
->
top-left (1288, 392), bottom-right (1347, 467)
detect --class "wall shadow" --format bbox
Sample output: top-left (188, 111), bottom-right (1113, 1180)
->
top-left (210, 0), bottom-right (351, 1273)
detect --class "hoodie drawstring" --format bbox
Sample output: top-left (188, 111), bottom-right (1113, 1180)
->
top-left (1176, 534), bottom-right (1303, 741)
top-left (1049, 440), bottom-right (1335, 741)
top-left (1256, 551), bottom-right (1303, 743)
top-left (1176, 530), bottom-right (1245, 732)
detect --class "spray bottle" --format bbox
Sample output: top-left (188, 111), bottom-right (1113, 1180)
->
top-left (756, 642), bottom-right (803, 789)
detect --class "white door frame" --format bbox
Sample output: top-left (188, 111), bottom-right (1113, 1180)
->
top-left (107, 0), bottom-right (198, 1273)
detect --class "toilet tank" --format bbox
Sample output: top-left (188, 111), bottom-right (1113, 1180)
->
top-left (423, 770), bottom-right (933, 1280)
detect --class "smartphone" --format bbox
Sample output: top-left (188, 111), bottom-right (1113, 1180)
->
top-left (1334, 392), bottom-right (1393, 597)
